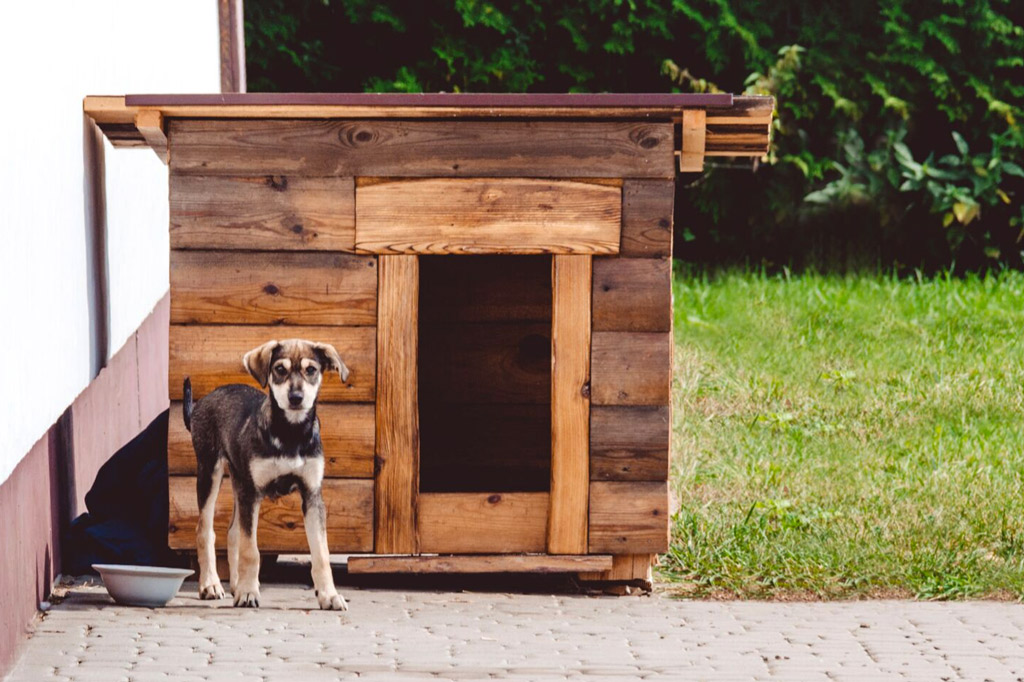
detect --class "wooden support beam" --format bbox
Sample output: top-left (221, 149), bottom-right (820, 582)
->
top-left (578, 553), bottom-right (655, 582)
top-left (134, 109), bottom-right (168, 163)
top-left (348, 554), bottom-right (613, 574)
top-left (548, 255), bottom-right (592, 554)
top-left (678, 109), bottom-right (706, 173)
top-left (375, 255), bottom-right (420, 554)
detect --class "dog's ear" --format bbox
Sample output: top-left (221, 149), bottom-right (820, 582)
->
top-left (313, 343), bottom-right (350, 383)
top-left (242, 340), bottom-right (279, 388)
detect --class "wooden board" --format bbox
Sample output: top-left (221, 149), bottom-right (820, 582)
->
top-left (167, 477), bottom-right (373, 551)
top-left (590, 406), bottom-right (670, 481)
top-left (167, 402), bottom-right (375, 477)
top-left (168, 119), bottom-right (676, 179)
top-left (170, 251), bottom-right (377, 326)
top-left (355, 178), bottom-right (621, 255)
top-left (169, 175), bottom-right (355, 251)
top-left (168, 325), bottom-right (375, 402)
top-left (678, 109), bottom-right (707, 173)
top-left (348, 554), bottom-right (613, 574)
top-left (419, 322), bottom-right (551, 405)
top-left (588, 481), bottom-right (669, 554)
top-left (590, 332), bottom-right (671, 406)
top-left (620, 180), bottom-right (674, 257)
top-left (548, 256), bottom-right (591, 554)
top-left (419, 255), bottom-right (551, 323)
top-left (374, 256), bottom-right (419, 554)
top-left (578, 553), bottom-right (655, 582)
top-left (418, 493), bottom-right (548, 554)
top-left (592, 257), bottom-right (672, 332)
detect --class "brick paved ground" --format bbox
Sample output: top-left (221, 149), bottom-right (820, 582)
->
top-left (6, 580), bottom-right (1024, 681)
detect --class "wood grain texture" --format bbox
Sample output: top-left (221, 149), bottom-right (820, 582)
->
top-left (592, 257), bottom-right (671, 332)
top-left (588, 481), bottom-right (669, 554)
top-left (419, 322), bottom-right (551, 405)
top-left (167, 402), bottom-right (375, 477)
top-left (418, 493), bottom-right (548, 554)
top-left (548, 256), bottom-right (591, 555)
top-left (355, 178), bottom-right (621, 255)
top-left (375, 256), bottom-right (419, 554)
top-left (348, 554), bottom-right (612, 574)
top-left (168, 119), bottom-right (675, 178)
top-left (167, 477), bottom-right (373, 551)
top-left (169, 174), bottom-right (355, 251)
top-left (578, 553), bottom-right (655, 581)
top-left (590, 406), bottom-right (670, 481)
top-left (170, 250), bottom-right (377, 326)
top-left (134, 109), bottom-right (168, 163)
top-left (678, 109), bottom-right (706, 172)
top-left (591, 332), bottom-right (671, 406)
top-left (168, 325), bottom-right (375, 402)
top-left (620, 180), bottom-right (674, 257)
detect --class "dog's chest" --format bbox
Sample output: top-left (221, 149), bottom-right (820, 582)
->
top-left (249, 454), bottom-right (323, 496)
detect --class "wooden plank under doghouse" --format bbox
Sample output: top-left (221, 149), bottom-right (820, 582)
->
top-left (354, 178), bottom-right (622, 255)
top-left (170, 251), bottom-right (377, 326)
top-left (167, 119), bottom-right (677, 178)
top-left (168, 325), bottom-right (376, 402)
top-left (167, 402), bottom-right (375, 478)
top-left (167, 477), bottom-right (373, 552)
top-left (348, 554), bottom-right (613, 574)
top-left (169, 174), bottom-right (356, 251)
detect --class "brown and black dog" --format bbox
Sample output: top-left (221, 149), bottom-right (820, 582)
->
top-left (183, 339), bottom-right (349, 610)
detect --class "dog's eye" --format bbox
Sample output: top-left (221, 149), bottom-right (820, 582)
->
top-left (305, 366), bottom-right (318, 376)
top-left (274, 364), bottom-right (287, 375)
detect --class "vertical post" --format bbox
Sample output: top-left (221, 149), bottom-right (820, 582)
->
top-left (548, 255), bottom-right (592, 554)
top-left (218, 0), bottom-right (247, 94)
top-left (375, 255), bottom-right (420, 554)
top-left (679, 109), bottom-right (706, 173)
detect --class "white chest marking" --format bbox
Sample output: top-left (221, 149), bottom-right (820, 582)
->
top-left (249, 456), bottom-right (324, 492)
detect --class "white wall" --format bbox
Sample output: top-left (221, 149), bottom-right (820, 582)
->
top-left (0, 0), bottom-right (220, 485)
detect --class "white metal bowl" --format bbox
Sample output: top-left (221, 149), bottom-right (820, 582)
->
top-left (92, 564), bottom-right (194, 607)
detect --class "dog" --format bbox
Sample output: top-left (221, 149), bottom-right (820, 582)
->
top-left (182, 339), bottom-right (350, 610)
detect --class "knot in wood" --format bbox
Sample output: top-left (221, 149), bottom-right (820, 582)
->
top-left (266, 175), bottom-right (288, 191)
top-left (487, 494), bottom-right (502, 504)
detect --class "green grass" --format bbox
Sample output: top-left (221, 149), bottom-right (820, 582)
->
top-left (662, 268), bottom-right (1024, 600)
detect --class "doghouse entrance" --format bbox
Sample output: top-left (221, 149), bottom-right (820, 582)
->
top-left (418, 255), bottom-right (552, 493)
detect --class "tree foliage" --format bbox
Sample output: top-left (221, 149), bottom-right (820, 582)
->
top-left (246, 0), bottom-right (1024, 270)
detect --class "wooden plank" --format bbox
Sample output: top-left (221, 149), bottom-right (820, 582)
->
top-left (170, 250), bottom-right (377, 326)
top-left (419, 322), bottom-right (551, 405)
top-left (167, 402), bottom-right (375, 477)
top-left (374, 256), bottom-right (419, 554)
top-left (348, 554), bottom-right (613, 574)
top-left (168, 119), bottom-right (675, 178)
top-left (578, 554), bottom-right (655, 581)
top-left (592, 258), bottom-right (671, 332)
top-left (620, 180), bottom-right (674, 258)
top-left (591, 332), bottom-right (671, 406)
top-left (588, 481), bottom-right (669, 554)
top-left (355, 178), bottom-right (621, 255)
top-left (168, 325), bottom-right (375, 402)
top-left (134, 109), bottom-right (168, 163)
top-left (418, 493), bottom-right (548, 554)
top-left (679, 109), bottom-right (706, 172)
top-left (167, 477), bottom-right (373, 552)
top-left (590, 406), bottom-right (670, 481)
top-left (169, 175), bottom-right (355, 251)
top-left (548, 256), bottom-right (591, 555)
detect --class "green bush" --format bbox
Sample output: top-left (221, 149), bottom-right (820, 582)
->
top-left (246, 0), bottom-right (1024, 271)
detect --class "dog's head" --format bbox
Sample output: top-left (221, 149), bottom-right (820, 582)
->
top-left (242, 339), bottom-right (349, 420)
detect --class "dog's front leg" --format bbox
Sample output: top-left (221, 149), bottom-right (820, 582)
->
top-left (302, 487), bottom-right (347, 610)
top-left (233, 494), bottom-right (262, 608)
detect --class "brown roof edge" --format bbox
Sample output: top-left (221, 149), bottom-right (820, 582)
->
top-left (125, 92), bottom-right (734, 108)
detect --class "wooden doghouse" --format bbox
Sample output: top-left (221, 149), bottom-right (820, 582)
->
top-left (85, 93), bottom-right (771, 582)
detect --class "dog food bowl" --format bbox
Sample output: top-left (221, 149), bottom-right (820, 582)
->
top-left (92, 564), bottom-right (194, 607)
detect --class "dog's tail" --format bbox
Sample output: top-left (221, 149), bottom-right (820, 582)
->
top-left (182, 377), bottom-right (194, 432)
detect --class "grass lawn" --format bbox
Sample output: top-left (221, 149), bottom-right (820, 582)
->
top-left (663, 268), bottom-right (1024, 600)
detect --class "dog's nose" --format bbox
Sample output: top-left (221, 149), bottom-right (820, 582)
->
top-left (288, 392), bottom-right (304, 407)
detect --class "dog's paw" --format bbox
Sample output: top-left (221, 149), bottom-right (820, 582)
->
top-left (233, 589), bottom-right (260, 608)
top-left (317, 592), bottom-right (348, 611)
top-left (199, 582), bottom-right (226, 600)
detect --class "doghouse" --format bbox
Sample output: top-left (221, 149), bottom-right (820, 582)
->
top-left (84, 93), bottom-right (771, 583)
